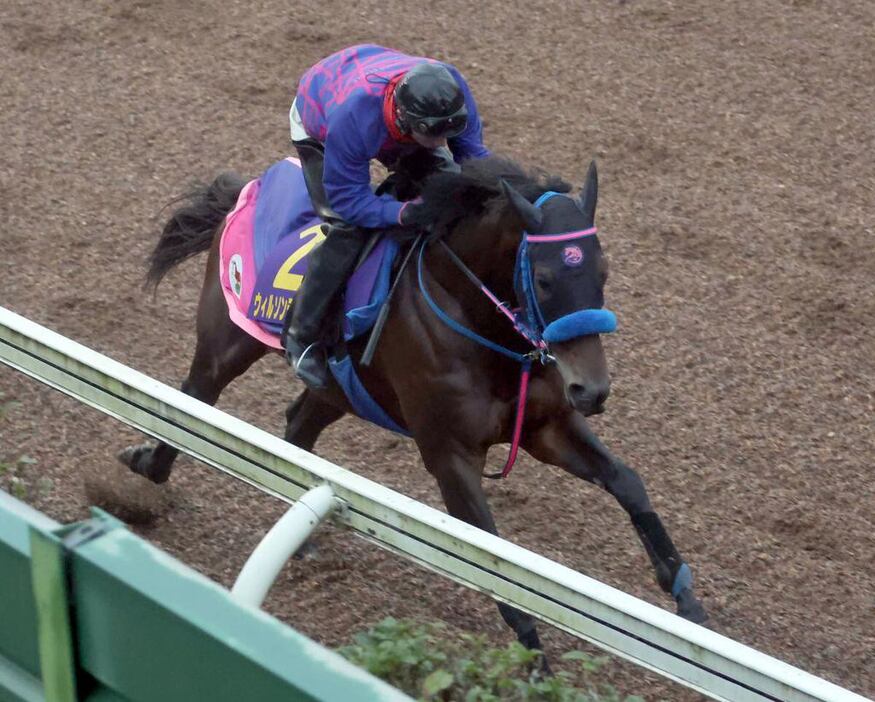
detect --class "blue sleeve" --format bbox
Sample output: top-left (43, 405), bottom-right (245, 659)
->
top-left (446, 66), bottom-right (491, 162)
top-left (322, 97), bottom-right (404, 229)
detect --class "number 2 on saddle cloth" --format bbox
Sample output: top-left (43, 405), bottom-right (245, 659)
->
top-left (219, 157), bottom-right (399, 345)
top-left (248, 223), bottom-right (326, 327)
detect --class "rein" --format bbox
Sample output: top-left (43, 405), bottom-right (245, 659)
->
top-left (417, 238), bottom-right (548, 365)
top-left (416, 191), bottom-right (598, 479)
top-left (418, 235), bottom-right (535, 479)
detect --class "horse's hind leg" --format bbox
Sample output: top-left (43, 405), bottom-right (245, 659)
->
top-left (283, 389), bottom-right (345, 450)
top-left (279, 390), bottom-right (345, 559)
top-left (524, 413), bottom-right (708, 623)
top-left (121, 328), bottom-right (265, 483)
top-left (121, 267), bottom-right (266, 483)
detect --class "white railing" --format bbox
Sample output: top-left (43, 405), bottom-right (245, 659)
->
top-left (0, 305), bottom-right (868, 702)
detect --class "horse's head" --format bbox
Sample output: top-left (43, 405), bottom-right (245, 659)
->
top-left (503, 162), bottom-right (615, 416)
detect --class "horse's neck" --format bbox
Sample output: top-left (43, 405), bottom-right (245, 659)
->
top-left (421, 221), bottom-right (519, 335)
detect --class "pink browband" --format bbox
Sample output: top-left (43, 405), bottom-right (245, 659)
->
top-left (525, 226), bottom-right (597, 243)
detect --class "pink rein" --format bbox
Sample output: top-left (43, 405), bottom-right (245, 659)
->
top-left (484, 229), bottom-right (596, 479)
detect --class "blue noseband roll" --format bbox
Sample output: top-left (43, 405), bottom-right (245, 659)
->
top-left (542, 309), bottom-right (617, 343)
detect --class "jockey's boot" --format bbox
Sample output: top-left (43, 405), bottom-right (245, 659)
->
top-left (282, 221), bottom-right (365, 389)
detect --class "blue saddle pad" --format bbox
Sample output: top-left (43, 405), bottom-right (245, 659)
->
top-left (250, 157), bottom-right (408, 435)
top-left (249, 158), bottom-right (400, 340)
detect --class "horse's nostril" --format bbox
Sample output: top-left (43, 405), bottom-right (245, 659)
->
top-left (569, 383), bottom-right (586, 399)
top-left (568, 383), bottom-right (610, 410)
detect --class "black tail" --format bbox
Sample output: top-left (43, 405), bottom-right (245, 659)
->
top-left (146, 172), bottom-right (246, 288)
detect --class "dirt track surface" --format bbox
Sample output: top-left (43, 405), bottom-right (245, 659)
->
top-left (1, 1), bottom-right (873, 699)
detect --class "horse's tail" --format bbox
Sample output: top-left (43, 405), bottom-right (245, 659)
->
top-left (146, 172), bottom-right (246, 288)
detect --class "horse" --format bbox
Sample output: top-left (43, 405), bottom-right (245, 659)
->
top-left (120, 154), bottom-right (708, 662)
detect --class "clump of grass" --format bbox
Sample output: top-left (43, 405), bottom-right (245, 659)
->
top-left (337, 617), bottom-right (643, 702)
top-left (0, 391), bottom-right (43, 500)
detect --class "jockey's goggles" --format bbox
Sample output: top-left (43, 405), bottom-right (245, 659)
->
top-left (409, 112), bottom-right (468, 139)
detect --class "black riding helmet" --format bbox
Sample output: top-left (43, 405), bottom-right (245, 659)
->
top-left (395, 63), bottom-right (468, 139)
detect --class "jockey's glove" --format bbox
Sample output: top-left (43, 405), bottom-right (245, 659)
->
top-left (398, 199), bottom-right (430, 229)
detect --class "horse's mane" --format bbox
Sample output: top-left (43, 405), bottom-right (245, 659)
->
top-left (415, 155), bottom-right (572, 231)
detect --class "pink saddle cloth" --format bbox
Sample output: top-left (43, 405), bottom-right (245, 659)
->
top-left (219, 157), bottom-right (398, 349)
top-left (219, 176), bottom-right (285, 348)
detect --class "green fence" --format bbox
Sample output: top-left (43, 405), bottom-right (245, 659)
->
top-left (0, 490), bottom-right (411, 702)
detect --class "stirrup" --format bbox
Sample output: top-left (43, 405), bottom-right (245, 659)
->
top-left (293, 341), bottom-right (320, 368)
top-left (293, 341), bottom-right (329, 389)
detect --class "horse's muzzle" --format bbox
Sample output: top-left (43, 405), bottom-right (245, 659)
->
top-left (566, 381), bottom-right (610, 416)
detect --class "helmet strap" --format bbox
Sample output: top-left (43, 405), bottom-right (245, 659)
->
top-left (395, 107), bottom-right (409, 135)
top-left (382, 73), bottom-right (415, 143)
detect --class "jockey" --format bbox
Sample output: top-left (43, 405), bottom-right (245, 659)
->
top-left (281, 44), bottom-right (490, 389)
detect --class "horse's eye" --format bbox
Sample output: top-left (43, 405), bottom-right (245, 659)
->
top-left (536, 276), bottom-right (553, 293)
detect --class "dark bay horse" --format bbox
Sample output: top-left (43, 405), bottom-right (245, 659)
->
top-left (121, 155), bottom-right (707, 658)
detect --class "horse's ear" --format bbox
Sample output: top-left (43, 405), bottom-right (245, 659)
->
top-left (501, 180), bottom-right (543, 232)
top-left (578, 160), bottom-right (598, 224)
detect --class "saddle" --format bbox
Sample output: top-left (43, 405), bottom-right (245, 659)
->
top-left (218, 157), bottom-right (409, 434)
top-left (220, 158), bottom-right (402, 341)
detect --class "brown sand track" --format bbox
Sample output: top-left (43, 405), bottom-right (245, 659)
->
top-left (1, 1), bottom-right (873, 699)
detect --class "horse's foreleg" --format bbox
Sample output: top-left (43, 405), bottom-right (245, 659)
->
top-left (283, 389), bottom-right (345, 450)
top-left (523, 414), bottom-right (708, 623)
top-left (417, 442), bottom-right (548, 665)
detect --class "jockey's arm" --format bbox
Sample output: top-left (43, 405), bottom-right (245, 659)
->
top-left (322, 104), bottom-right (406, 229)
top-left (446, 66), bottom-right (491, 162)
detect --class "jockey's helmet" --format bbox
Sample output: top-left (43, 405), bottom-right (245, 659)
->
top-left (395, 63), bottom-right (468, 139)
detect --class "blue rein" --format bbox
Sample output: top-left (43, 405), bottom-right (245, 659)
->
top-left (414, 190), bottom-right (613, 481)
top-left (417, 239), bottom-right (543, 364)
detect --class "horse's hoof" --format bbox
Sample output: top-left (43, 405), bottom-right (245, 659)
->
top-left (118, 444), bottom-right (170, 484)
top-left (517, 629), bottom-right (552, 676)
top-left (119, 444), bottom-right (148, 471)
top-left (676, 587), bottom-right (709, 624)
top-left (292, 538), bottom-right (320, 561)
top-left (535, 653), bottom-right (553, 678)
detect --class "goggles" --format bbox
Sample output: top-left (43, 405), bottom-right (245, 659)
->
top-left (408, 112), bottom-right (467, 139)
